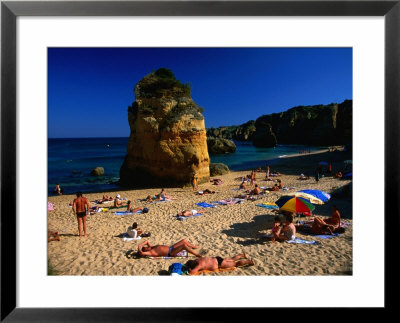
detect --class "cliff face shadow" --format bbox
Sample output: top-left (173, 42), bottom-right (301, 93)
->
top-left (221, 214), bottom-right (274, 239)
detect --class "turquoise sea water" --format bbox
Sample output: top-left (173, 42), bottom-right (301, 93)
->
top-left (48, 138), bottom-right (324, 195)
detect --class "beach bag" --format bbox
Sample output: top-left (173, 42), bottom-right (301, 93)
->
top-left (143, 207), bottom-right (149, 213)
top-left (168, 263), bottom-right (187, 276)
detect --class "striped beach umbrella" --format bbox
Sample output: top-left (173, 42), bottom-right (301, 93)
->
top-left (275, 196), bottom-right (315, 213)
top-left (293, 192), bottom-right (324, 205)
top-left (298, 189), bottom-right (331, 202)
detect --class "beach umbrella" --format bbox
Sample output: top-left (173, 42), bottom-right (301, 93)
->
top-left (298, 189), bottom-right (331, 202)
top-left (293, 192), bottom-right (324, 205)
top-left (275, 196), bottom-right (315, 213)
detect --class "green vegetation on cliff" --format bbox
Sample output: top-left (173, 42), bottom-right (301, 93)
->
top-left (138, 68), bottom-right (191, 99)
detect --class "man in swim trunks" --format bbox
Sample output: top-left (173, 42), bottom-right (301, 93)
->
top-left (72, 191), bottom-right (90, 237)
top-left (185, 254), bottom-right (254, 275)
top-left (137, 239), bottom-right (202, 257)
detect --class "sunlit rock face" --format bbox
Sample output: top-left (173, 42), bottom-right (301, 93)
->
top-left (120, 68), bottom-right (210, 187)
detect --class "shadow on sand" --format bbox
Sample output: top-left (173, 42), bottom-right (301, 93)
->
top-left (221, 214), bottom-right (275, 239)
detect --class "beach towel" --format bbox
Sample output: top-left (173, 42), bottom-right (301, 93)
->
top-left (282, 187), bottom-right (296, 191)
top-left (256, 203), bottom-right (279, 209)
top-left (48, 202), bottom-right (54, 211)
top-left (114, 210), bottom-right (143, 216)
top-left (286, 238), bottom-right (318, 245)
top-left (122, 233), bottom-right (142, 242)
top-left (306, 233), bottom-right (341, 239)
top-left (212, 199), bottom-right (243, 205)
top-left (188, 267), bottom-right (236, 275)
top-left (196, 202), bottom-right (216, 208)
top-left (145, 250), bottom-right (189, 260)
top-left (175, 213), bottom-right (203, 221)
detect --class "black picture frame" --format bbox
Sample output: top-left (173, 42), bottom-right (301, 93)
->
top-left (1, 0), bottom-right (398, 321)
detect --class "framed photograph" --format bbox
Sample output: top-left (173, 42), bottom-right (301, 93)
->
top-left (1, 0), bottom-right (397, 320)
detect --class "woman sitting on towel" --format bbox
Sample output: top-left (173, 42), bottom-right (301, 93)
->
top-left (239, 181), bottom-right (247, 190)
top-left (127, 222), bottom-right (143, 238)
top-left (114, 194), bottom-right (126, 207)
top-left (176, 209), bottom-right (205, 217)
top-left (276, 213), bottom-right (296, 241)
top-left (127, 222), bottom-right (151, 238)
top-left (324, 205), bottom-right (341, 228)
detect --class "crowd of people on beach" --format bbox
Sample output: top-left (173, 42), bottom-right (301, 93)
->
top-left (49, 160), bottom-right (350, 275)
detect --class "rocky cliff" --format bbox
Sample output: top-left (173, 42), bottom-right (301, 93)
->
top-left (120, 68), bottom-right (210, 187)
top-left (206, 100), bottom-right (352, 147)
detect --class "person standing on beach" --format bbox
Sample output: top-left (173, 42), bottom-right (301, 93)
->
top-left (55, 183), bottom-right (62, 195)
top-left (191, 174), bottom-right (198, 191)
top-left (72, 191), bottom-right (90, 237)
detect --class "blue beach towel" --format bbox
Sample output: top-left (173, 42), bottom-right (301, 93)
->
top-left (256, 204), bottom-right (279, 209)
top-left (175, 213), bottom-right (204, 221)
top-left (196, 202), bottom-right (216, 208)
top-left (114, 210), bottom-right (143, 216)
top-left (310, 233), bottom-right (341, 239)
top-left (286, 238), bottom-right (319, 245)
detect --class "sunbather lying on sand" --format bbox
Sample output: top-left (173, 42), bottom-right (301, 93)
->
top-left (126, 200), bottom-right (146, 213)
top-left (176, 209), bottom-right (206, 217)
top-left (138, 239), bottom-right (203, 257)
top-left (298, 174), bottom-right (310, 180)
top-left (210, 178), bottom-right (223, 185)
top-left (197, 189), bottom-right (215, 195)
top-left (334, 171), bottom-right (343, 179)
top-left (146, 189), bottom-right (174, 202)
top-left (267, 184), bottom-right (280, 191)
top-left (185, 254), bottom-right (254, 275)
top-left (48, 229), bottom-right (61, 242)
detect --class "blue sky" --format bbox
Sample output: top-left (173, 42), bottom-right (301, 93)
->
top-left (48, 48), bottom-right (352, 138)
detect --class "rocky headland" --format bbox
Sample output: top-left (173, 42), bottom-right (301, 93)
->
top-left (206, 100), bottom-right (352, 147)
top-left (120, 68), bottom-right (210, 187)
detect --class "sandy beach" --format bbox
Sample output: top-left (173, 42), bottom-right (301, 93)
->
top-left (48, 149), bottom-right (352, 276)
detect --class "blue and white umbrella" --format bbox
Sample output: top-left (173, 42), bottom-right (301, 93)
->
top-left (298, 189), bottom-right (331, 202)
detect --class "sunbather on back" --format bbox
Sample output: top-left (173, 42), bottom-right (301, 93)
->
top-left (138, 239), bottom-right (202, 257)
top-left (176, 209), bottom-right (205, 217)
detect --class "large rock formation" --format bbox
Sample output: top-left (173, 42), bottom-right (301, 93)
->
top-left (209, 163), bottom-right (230, 176)
top-left (206, 100), bottom-right (352, 146)
top-left (252, 122), bottom-right (277, 148)
top-left (207, 137), bottom-right (236, 154)
top-left (120, 68), bottom-right (210, 187)
top-left (207, 120), bottom-right (256, 141)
